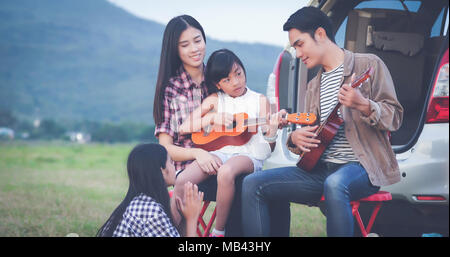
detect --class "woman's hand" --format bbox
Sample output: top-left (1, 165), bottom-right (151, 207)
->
top-left (290, 125), bottom-right (321, 153)
top-left (176, 182), bottom-right (204, 237)
top-left (193, 148), bottom-right (222, 175)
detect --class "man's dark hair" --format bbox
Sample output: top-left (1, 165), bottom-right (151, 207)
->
top-left (283, 6), bottom-right (335, 43)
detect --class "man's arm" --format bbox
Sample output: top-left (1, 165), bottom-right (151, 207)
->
top-left (339, 58), bottom-right (403, 131)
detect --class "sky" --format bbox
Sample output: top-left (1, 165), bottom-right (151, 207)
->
top-left (106, 0), bottom-right (310, 47)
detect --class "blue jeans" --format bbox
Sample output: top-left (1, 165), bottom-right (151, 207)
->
top-left (241, 161), bottom-right (380, 237)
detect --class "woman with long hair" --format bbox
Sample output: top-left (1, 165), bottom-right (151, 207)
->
top-left (97, 143), bottom-right (203, 237)
top-left (152, 15), bottom-right (223, 226)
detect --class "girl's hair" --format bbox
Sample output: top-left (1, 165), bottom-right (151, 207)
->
top-left (204, 49), bottom-right (247, 94)
top-left (97, 143), bottom-right (172, 237)
top-left (153, 15), bottom-right (206, 125)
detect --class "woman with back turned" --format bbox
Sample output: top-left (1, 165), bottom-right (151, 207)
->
top-left (97, 143), bottom-right (203, 237)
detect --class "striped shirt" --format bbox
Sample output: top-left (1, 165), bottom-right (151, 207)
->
top-left (319, 64), bottom-right (358, 163)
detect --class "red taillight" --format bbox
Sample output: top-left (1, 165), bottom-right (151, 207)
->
top-left (415, 195), bottom-right (446, 201)
top-left (426, 97), bottom-right (449, 123)
top-left (426, 49), bottom-right (449, 124)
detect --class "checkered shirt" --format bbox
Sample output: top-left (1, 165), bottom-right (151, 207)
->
top-left (154, 65), bottom-right (209, 171)
top-left (112, 193), bottom-right (180, 237)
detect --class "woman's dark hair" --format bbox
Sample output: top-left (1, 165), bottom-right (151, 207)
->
top-left (97, 143), bottom-right (172, 237)
top-left (153, 15), bottom-right (206, 125)
top-left (283, 6), bottom-right (335, 43)
top-left (204, 49), bottom-right (247, 94)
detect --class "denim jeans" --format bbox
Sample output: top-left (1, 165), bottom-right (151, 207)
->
top-left (241, 161), bottom-right (380, 237)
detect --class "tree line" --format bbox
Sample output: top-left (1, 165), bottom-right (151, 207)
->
top-left (0, 109), bottom-right (157, 143)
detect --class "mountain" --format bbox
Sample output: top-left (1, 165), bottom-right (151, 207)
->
top-left (0, 0), bottom-right (283, 124)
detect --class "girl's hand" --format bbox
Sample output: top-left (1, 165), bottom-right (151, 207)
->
top-left (263, 109), bottom-right (288, 136)
top-left (176, 182), bottom-right (203, 221)
top-left (274, 109), bottom-right (289, 129)
top-left (193, 148), bottom-right (222, 174)
top-left (212, 112), bottom-right (234, 128)
top-left (176, 182), bottom-right (204, 237)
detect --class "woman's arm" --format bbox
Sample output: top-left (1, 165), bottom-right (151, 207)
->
top-left (159, 133), bottom-right (222, 173)
top-left (156, 92), bottom-right (222, 172)
top-left (158, 133), bottom-right (200, 162)
top-left (178, 94), bottom-right (218, 135)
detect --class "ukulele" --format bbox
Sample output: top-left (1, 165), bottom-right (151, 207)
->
top-left (296, 67), bottom-right (374, 171)
top-left (192, 112), bottom-right (317, 151)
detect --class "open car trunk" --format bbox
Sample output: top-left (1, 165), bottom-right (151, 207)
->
top-left (295, 0), bottom-right (449, 149)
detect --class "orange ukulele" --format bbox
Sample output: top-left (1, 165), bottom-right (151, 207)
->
top-left (192, 112), bottom-right (316, 151)
top-left (296, 67), bottom-right (374, 171)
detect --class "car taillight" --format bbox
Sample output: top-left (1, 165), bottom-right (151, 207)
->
top-left (414, 195), bottom-right (446, 201)
top-left (266, 51), bottom-right (284, 112)
top-left (426, 49), bottom-right (449, 124)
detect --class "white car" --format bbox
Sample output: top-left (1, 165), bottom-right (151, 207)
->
top-left (265, 0), bottom-right (449, 236)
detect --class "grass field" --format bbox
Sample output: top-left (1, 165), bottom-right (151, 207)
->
top-left (0, 141), bottom-right (326, 237)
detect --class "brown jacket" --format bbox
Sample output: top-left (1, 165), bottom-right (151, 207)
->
top-left (288, 49), bottom-right (403, 186)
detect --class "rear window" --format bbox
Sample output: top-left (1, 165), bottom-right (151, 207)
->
top-left (431, 7), bottom-right (449, 37)
top-left (355, 0), bottom-right (421, 12)
top-left (335, 0), bottom-right (422, 47)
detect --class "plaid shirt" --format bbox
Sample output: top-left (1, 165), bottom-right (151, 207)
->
top-left (113, 193), bottom-right (180, 237)
top-left (154, 65), bottom-right (209, 171)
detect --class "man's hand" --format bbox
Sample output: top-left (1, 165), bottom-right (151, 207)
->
top-left (338, 73), bottom-right (372, 116)
top-left (290, 125), bottom-right (321, 152)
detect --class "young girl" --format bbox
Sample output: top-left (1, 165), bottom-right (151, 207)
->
top-left (174, 49), bottom-right (285, 237)
top-left (97, 143), bottom-right (203, 237)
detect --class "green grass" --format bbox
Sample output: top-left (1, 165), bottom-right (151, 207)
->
top-left (0, 141), bottom-right (326, 237)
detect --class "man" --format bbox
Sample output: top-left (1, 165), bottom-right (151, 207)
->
top-left (242, 6), bottom-right (403, 237)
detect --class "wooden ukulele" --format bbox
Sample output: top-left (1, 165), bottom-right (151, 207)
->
top-left (296, 67), bottom-right (374, 171)
top-left (192, 112), bottom-right (317, 151)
